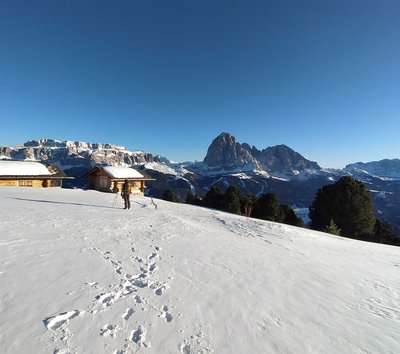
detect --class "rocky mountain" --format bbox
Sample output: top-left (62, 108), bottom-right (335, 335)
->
top-left (203, 133), bottom-right (261, 173)
top-left (1, 135), bottom-right (399, 233)
top-left (255, 144), bottom-right (321, 177)
top-left (344, 159), bottom-right (400, 181)
top-left (0, 139), bottom-right (157, 177)
top-left (202, 132), bottom-right (322, 179)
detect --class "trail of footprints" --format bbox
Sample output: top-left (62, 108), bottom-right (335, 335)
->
top-left (43, 242), bottom-right (177, 352)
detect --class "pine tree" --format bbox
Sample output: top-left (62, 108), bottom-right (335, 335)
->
top-left (251, 193), bottom-right (283, 222)
top-left (280, 204), bottom-right (304, 227)
top-left (204, 186), bottom-right (224, 210)
top-left (373, 219), bottom-right (394, 243)
top-left (222, 185), bottom-right (242, 214)
top-left (186, 192), bottom-right (203, 206)
top-left (325, 219), bottom-right (341, 236)
top-left (163, 189), bottom-right (180, 203)
top-left (309, 176), bottom-right (376, 239)
top-left (241, 194), bottom-right (257, 217)
top-left (186, 192), bottom-right (195, 204)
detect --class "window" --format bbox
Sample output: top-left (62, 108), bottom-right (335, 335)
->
top-left (18, 180), bottom-right (33, 187)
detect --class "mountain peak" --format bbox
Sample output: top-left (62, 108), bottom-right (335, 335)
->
top-left (203, 133), bottom-right (260, 171)
top-left (203, 132), bottom-right (321, 177)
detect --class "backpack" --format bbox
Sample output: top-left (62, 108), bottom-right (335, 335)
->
top-left (122, 182), bottom-right (132, 194)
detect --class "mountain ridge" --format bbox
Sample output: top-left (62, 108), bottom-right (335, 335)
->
top-left (2, 134), bottom-right (399, 181)
top-left (0, 138), bottom-right (158, 177)
top-left (203, 132), bottom-right (322, 179)
top-left (1, 134), bottom-right (399, 233)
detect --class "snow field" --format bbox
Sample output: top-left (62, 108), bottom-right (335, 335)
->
top-left (0, 187), bottom-right (399, 353)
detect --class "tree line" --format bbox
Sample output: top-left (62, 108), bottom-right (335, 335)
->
top-left (163, 185), bottom-right (304, 227)
top-left (163, 176), bottom-right (399, 246)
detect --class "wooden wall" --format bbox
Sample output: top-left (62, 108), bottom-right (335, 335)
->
top-left (112, 180), bottom-right (145, 194)
top-left (88, 170), bottom-right (112, 192)
top-left (0, 180), bottom-right (18, 187)
top-left (0, 179), bottom-right (61, 187)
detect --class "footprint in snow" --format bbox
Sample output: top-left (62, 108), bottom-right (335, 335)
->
top-left (148, 252), bottom-right (158, 260)
top-left (123, 308), bottom-right (134, 321)
top-left (96, 291), bottom-right (122, 307)
top-left (100, 324), bottom-right (120, 337)
top-left (43, 310), bottom-right (81, 330)
top-left (159, 305), bottom-right (173, 323)
top-left (131, 325), bottom-right (148, 347)
top-left (148, 263), bottom-right (157, 272)
top-left (149, 281), bottom-right (167, 295)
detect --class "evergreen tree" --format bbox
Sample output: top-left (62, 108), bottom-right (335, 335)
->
top-left (373, 219), bottom-right (393, 243)
top-left (204, 186), bottom-right (224, 210)
top-left (280, 204), bottom-right (304, 227)
top-left (163, 189), bottom-right (180, 203)
top-left (241, 194), bottom-right (257, 217)
top-left (251, 193), bottom-right (283, 221)
top-left (325, 219), bottom-right (341, 236)
top-left (222, 185), bottom-right (242, 214)
top-left (309, 176), bottom-right (376, 239)
top-left (185, 192), bottom-right (203, 206)
top-left (186, 191), bottom-right (195, 204)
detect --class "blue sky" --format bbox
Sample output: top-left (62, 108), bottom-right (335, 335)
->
top-left (1, 0), bottom-right (399, 168)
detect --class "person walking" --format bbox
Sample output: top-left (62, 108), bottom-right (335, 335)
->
top-left (121, 179), bottom-right (132, 209)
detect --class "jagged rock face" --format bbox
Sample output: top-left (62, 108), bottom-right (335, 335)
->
top-left (256, 145), bottom-right (321, 175)
top-left (203, 133), bottom-right (320, 177)
top-left (0, 139), bottom-right (155, 176)
top-left (23, 139), bottom-right (126, 151)
top-left (203, 133), bottom-right (260, 170)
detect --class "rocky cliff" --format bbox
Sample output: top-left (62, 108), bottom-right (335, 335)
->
top-left (0, 139), bottom-right (157, 177)
top-left (203, 133), bottom-right (261, 172)
top-left (203, 132), bottom-right (321, 178)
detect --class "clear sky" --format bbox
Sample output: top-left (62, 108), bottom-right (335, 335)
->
top-left (1, 0), bottom-right (399, 168)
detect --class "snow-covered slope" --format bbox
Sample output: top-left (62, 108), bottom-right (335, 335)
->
top-left (344, 159), bottom-right (400, 181)
top-left (1, 187), bottom-right (399, 354)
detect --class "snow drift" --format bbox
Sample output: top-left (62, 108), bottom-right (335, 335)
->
top-left (0, 187), bottom-right (399, 353)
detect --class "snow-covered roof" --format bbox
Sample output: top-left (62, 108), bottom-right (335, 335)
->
top-left (0, 160), bottom-right (53, 176)
top-left (102, 166), bottom-right (144, 179)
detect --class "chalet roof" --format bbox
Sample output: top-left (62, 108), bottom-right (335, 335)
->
top-left (0, 160), bottom-right (68, 179)
top-left (84, 166), bottom-right (155, 180)
top-left (103, 166), bottom-right (144, 179)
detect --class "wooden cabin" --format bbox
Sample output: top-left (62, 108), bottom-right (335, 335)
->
top-left (84, 166), bottom-right (155, 194)
top-left (0, 160), bottom-right (68, 187)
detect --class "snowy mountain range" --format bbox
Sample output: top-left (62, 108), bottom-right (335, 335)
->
top-left (1, 187), bottom-right (399, 353)
top-left (0, 138), bottom-right (157, 177)
top-left (344, 159), bottom-right (400, 181)
top-left (1, 133), bottom-right (399, 232)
